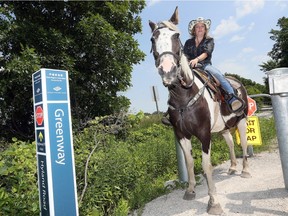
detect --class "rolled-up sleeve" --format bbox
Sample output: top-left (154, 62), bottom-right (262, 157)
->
top-left (203, 38), bottom-right (214, 57)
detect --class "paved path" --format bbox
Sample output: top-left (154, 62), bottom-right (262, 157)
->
top-left (142, 148), bottom-right (288, 216)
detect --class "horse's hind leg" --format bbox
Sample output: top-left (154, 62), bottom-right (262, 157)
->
top-left (179, 138), bottom-right (196, 200)
top-left (237, 118), bottom-right (251, 178)
top-left (221, 129), bottom-right (237, 175)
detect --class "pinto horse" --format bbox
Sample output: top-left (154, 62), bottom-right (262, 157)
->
top-left (149, 7), bottom-right (251, 215)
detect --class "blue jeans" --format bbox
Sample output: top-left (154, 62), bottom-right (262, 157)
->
top-left (204, 64), bottom-right (235, 101)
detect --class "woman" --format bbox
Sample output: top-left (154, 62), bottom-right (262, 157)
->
top-left (184, 17), bottom-right (242, 111)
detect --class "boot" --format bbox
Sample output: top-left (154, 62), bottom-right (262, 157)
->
top-left (161, 111), bottom-right (172, 126)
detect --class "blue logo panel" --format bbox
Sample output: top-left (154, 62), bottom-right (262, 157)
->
top-left (48, 103), bottom-right (77, 216)
top-left (45, 70), bottom-right (68, 101)
top-left (33, 71), bottom-right (43, 103)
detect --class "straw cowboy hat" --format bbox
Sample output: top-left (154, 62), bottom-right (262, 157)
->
top-left (188, 17), bottom-right (211, 35)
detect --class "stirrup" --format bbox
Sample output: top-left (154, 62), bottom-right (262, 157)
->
top-left (226, 94), bottom-right (245, 113)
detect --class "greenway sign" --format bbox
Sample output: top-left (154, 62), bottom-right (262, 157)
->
top-left (32, 69), bottom-right (78, 216)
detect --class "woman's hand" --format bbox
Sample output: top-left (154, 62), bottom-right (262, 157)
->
top-left (189, 58), bottom-right (199, 68)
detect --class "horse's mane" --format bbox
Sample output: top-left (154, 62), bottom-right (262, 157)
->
top-left (159, 21), bottom-right (179, 32)
top-left (180, 49), bottom-right (193, 80)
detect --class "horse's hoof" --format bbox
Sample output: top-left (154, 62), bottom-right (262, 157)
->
top-left (207, 203), bottom-right (223, 215)
top-left (227, 168), bottom-right (237, 175)
top-left (183, 190), bottom-right (196, 200)
top-left (241, 171), bottom-right (252, 178)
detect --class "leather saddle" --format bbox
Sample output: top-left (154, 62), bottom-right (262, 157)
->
top-left (193, 68), bottom-right (245, 113)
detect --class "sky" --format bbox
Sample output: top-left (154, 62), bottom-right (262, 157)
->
top-left (123, 0), bottom-right (288, 114)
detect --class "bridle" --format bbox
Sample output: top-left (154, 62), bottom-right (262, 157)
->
top-left (151, 25), bottom-right (194, 88)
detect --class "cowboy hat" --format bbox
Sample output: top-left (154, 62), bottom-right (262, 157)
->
top-left (188, 17), bottom-right (211, 35)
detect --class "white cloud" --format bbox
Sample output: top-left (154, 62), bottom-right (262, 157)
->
top-left (247, 22), bottom-right (255, 31)
top-left (146, 0), bottom-right (162, 7)
top-left (235, 0), bottom-right (265, 18)
top-left (275, 0), bottom-right (288, 10)
top-left (230, 35), bottom-right (245, 42)
top-left (252, 54), bottom-right (270, 64)
top-left (212, 16), bottom-right (242, 39)
top-left (242, 47), bottom-right (254, 53)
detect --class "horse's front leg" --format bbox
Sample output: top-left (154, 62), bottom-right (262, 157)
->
top-left (202, 142), bottom-right (223, 215)
top-left (179, 138), bottom-right (196, 200)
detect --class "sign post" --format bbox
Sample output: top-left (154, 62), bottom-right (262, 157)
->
top-left (32, 68), bottom-right (79, 216)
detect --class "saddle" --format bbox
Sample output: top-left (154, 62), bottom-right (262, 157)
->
top-left (193, 68), bottom-right (245, 113)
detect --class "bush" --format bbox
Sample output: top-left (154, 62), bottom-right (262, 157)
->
top-left (74, 118), bottom-right (177, 215)
top-left (0, 138), bottom-right (39, 215)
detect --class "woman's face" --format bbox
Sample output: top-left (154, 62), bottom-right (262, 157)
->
top-left (194, 23), bottom-right (206, 37)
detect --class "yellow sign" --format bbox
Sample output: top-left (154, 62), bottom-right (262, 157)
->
top-left (235, 116), bottom-right (262, 145)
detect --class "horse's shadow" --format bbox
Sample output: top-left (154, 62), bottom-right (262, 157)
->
top-left (224, 188), bottom-right (288, 215)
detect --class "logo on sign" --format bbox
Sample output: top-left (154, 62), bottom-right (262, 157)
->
top-left (53, 86), bottom-right (62, 91)
top-left (36, 106), bottom-right (44, 126)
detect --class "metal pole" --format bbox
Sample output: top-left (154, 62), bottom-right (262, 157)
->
top-left (175, 137), bottom-right (188, 182)
top-left (152, 86), bottom-right (159, 114)
top-left (266, 67), bottom-right (288, 190)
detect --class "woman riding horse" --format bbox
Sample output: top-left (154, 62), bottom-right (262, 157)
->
top-left (149, 7), bottom-right (251, 215)
top-left (184, 17), bottom-right (242, 111)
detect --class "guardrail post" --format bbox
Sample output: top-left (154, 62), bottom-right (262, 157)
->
top-left (175, 137), bottom-right (188, 182)
top-left (266, 67), bottom-right (288, 190)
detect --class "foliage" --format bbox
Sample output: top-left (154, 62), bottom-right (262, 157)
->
top-left (0, 1), bottom-right (146, 141)
top-left (0, 138), bottom-right (38, 216)
top-left (0, 113), bottom-right (277, 215)
top-left (74, 114), bottom-right (177, 215)
top-left (267, 17), bottom-right (288, 68)
top-left (259, 17), bottom-right (288, 91)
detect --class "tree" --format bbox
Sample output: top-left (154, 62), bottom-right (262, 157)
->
top-left (260, 16), bottom-right (288, 72)
top-left (259, 17), bottom-right (288, 94)
top-left (0, 1), bottom-right (146, 140)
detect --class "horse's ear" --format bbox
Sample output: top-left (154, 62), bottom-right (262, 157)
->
top-left (149, 20), bottom-right (157, 32)
top-left (169, 6), bottom-right (179, 25)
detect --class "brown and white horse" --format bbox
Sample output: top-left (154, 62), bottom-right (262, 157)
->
top-left (149, 7), bottom-right (251, 215)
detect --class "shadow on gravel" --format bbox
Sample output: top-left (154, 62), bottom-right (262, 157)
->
top-left (225, 188), bottom-right (288, 215)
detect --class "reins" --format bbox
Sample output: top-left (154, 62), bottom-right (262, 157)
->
top-left (168, 79), bottom-right (208, 112)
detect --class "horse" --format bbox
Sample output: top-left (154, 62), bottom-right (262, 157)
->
top-left (149, 7), bottom-right (251, 215)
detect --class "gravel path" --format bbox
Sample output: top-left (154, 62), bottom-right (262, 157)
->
top-left (141, 148), bottom-right (288, 216)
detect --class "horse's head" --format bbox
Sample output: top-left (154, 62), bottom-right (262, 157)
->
top-left (149, 7), bottom-right (183, 87)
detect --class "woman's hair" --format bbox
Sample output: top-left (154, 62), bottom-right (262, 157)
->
top-left (191, 24), bottom-right (209, 38)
